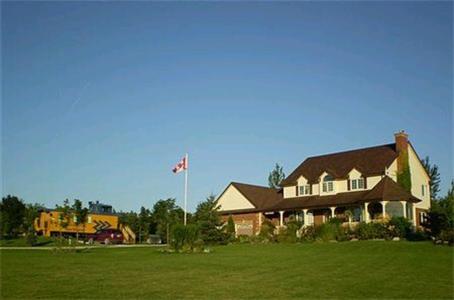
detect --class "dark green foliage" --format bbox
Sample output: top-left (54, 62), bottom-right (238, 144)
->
top-left (388, 216), bottom-right (412, 238)
top-left (268, 163), bottom-right (285, 189)
top-left (138, 206), bottom-right (155, 243)
top-left (277, 220), bottom-right (302, 243)
top-left (194, 194), bottom-right (228, 244)
top-left (225, 215), bottom-right (235, 241)
top-left (300, 225), bottom-right (317, 242)
top-left (315, 219), bottom-right (348, 242)
top-left (56, 199), bottom-right (72, 233)
top-left (72, 199), bottom-right (88, 242)
top-left (151, 199), bottom-right (183, 244)
top-left (118, 211), bottom-right (140, 236)
top-left (25, 232), bottom-right (37, 246)
top-left (1, 195), bottom-right (26, 238)
top-left (421, 156), bottom-right (441, 199)
top-left (396, 150), bottom-right (412, 192)
top-left (258, 219), bottom-right (276, 242)
top-left (171, 224), bottom-right (201, 252)
top-left (356, 222), bottom-right (391, 240)
top-left (426, 181), bottom-right (454, 243)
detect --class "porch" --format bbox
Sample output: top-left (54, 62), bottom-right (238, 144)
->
top-left (266, 200), bottom-right (417, 228)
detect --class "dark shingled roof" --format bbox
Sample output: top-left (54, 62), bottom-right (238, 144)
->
top-left (361, 176), bottom-right (420, 203)
top-left (230, 182), bottom-right (282, 210)
top-left (280, 143), bottom-right (398, 186)
top-left (220, 177), bottom-right (420, 214)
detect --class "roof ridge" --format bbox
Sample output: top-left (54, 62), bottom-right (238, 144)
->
top-left (231, 182), bottom-right (277, 190)
top-left (305, 143), bottom-right (396, 160)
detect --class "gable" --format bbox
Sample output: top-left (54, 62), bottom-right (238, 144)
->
top-left (217, 184), bottom-right (255, 211)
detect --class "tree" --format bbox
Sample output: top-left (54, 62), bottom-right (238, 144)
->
top-left (426, 181), bottom-right (454, 240)
top-left (226, 215), bottom-right (236, 240)
top-left (194, 194), bottom-right (226, 244)
top-left (421, 156), bottom-right (441, 200)
top-left (24, 203), bottom-right (42, 246)
top-left (151, 199), bottom-right (183, 244)
top-left (138, 207), bottom-right (155, 243)
top-left (72, 199), bottom-right (88, 243)
top-left (56, 199), bottom-right (72, 239)
top-left (0, 195), bottom-right (26, 238)
top-left (268, 163), bottom-right (285, 189)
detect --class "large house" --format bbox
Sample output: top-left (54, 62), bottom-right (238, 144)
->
top-left (217, 131), bottom-right (430, 236)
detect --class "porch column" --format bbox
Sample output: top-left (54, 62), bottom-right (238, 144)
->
top-left (279, 211), bottom-right (284, 227)
top-left (303, 209), bottom-right (308, 226)
top-left (258, 213), bottom-right (262, 234)
top-left (381, 201), bottom-right (388, 219)
top-left (364, 202), bottom-right (370, 223)
top-left (400, 201), bottom-right (407, 218)
top-left (330, 207), bottom-right (336, 218)
top-left (412, 205), bottom-right (417, 227)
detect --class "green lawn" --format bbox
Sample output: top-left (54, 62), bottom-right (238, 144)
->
top-left (1, 241), bottom-right (452, 299)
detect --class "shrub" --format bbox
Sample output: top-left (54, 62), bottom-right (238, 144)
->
top-left (276, 221), bottom-right (302, 243)
top-left (25, 232), bottom-right (37, 246)
top-left (406, 229), bottom-right (428, 241)
top-left (300, 225), bottom-right (317, 242)
top-left (258, 220), bottom-right (276, 242)
top-left (171, 224), bottom-right (200, 252)
top-left (315, 220), bottom-right (348, 242)
top-left (225, 215), bottom-right (236, 241)
top-left (356, 222), bottom-right (391, 240)
top-left (438, 229), bottom-right (454, 245)
top-left (388, 216), bottom-right (412, 238)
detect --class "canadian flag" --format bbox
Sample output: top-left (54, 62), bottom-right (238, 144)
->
top-left (172, 155), bottom-right (188, 173)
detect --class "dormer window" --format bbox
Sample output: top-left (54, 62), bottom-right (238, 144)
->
top-left (351, 178), bottom-right (365, 190)
top-left (322, 175), bottom-right (334, 192)
top-left (299, 185), bottom-right (311, 196)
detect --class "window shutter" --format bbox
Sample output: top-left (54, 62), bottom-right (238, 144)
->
top-left (295, 185), bottom-right (298, 196)
top-left (309, 184), bottom-right (313, 195)
top-left (363, 177), bottom-right (367, 189)
top-left (347, 179), bottom-right (351, 191)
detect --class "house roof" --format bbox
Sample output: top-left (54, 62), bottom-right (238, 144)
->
top-left (280, 143), bottom-right (398, 186)
top-left (219, 176), bottom-right (420, 215)
top-left (230, 182), bottom-right (282, 210)
top-left (361, 176), bottom-right (421, 203)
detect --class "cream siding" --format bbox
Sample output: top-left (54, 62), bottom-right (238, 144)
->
top-left (336, 180), bottom-right (348, 193)
top-left (408, 145), bottom-right (431, 210)
top-left (217, 185), bottom-right (255, 211)
top-left (312, 183), bottom-right (320, 195)
top-left (386, 159), bottom-right (398, 181)
top-left (368, 175), bottom-right (384, 189)
top-left (283, 186), bottom-right (296, 198)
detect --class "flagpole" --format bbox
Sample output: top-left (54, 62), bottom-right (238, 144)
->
top-left (184, 153), bottom-right (188, 226)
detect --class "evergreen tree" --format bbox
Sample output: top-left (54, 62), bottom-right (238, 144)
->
top-left (226, 215), bottom-right (236, 240)
top-left (268, 163), bottom-right (285, 189)
top-left (422, 156), bottom-right (441, 200)
top-left (194, 194), bottom-right (225, 244)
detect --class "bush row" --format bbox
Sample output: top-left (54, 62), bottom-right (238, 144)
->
top-left (240, 217), bottom-right (429, 244)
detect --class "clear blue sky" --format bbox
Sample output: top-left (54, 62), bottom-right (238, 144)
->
top-left (2, 2), bottom-right (452, 212)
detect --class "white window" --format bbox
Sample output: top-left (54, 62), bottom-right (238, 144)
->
top-left (299, 185), bottom-right (311, 195)
top-left (322, 175), bottom-right (334, 192)
top-left (351, 178), bottom-right (365, 190)
top-left (87, 216), bottom-right (92, 224)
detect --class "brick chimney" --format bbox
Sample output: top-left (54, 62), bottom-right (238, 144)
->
top-left (394, 130), bottom-right (409, 174)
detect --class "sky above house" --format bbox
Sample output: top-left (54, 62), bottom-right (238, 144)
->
top-left (2, 1), bottom-right (453, 212)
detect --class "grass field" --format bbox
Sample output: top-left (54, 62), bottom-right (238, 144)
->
top-left (1, 241), bottom-right (452, 299)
